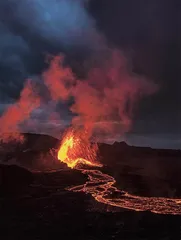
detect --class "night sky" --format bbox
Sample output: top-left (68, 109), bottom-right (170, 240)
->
top-left (0, 0), bottom-right (180, 148)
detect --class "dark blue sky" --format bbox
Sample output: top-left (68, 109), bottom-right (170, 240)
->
top-left (0, 0), bottom-right (180, 147)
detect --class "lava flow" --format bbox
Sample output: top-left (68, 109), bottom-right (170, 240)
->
top-left (57, 129), bottom-right (181, 215)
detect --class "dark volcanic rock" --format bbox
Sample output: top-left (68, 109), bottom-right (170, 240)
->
top-left (0, 134), bottom-right (181, 239)
top-left (0, 164), bottom-right (33, 196)
top-left (0, 133), bottom-right (59, 154)
top-left (98, 141), bottom-right (181, 198)
top-left (21, 133), bottom-right (59, 151)
top-left (0, 133), bottom-right (61, 170)
top-left (1, 133), bottom-right (181, 197)
top-left (1, 169), bottom-right (181, 240)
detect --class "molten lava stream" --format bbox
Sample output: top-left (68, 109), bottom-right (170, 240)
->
top-left (58, 130), bottom-right (181, 215)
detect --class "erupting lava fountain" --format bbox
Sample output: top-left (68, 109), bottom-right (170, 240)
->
top-left (58, 128), bottom-right (181, 215)
top-left (58, 128), bottom-right (102, 169)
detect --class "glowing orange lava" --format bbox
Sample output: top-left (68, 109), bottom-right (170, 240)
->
top-left (58, 128), bottom-right (181, 215)
top-left (58, 128), bottom-right (102, 169)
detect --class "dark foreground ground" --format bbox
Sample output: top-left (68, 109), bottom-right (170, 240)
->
top-left (1, 133), bottom-right (181, 240)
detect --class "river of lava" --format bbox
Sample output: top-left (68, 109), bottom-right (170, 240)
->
top-left (57, 129), bottom-right (181, 215)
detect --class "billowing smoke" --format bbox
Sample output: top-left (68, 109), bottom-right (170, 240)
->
top-left (42, 51), bottom-right (157, 141)
top-left (42, 56), bottom-right (75, 101)
top-left (0, 0), bottom-right (157, 143)
top-left (0, 80), bottom-right (40, 142)
top-left (0, 50), bottom-right (157, 143)
top-left (0, 0), bottom-right (100, 141)
top-left (0, 0), bottom-right (102, 102)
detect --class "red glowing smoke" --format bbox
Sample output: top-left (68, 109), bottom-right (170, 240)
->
top-left (0, 49), bottom-right (157, 143)
top-left (0, 80), bottom-right (40, 143)
top-left (42, 50), bottom-right (157, 140)
top-left (42, 55), bottom-right (75, 101)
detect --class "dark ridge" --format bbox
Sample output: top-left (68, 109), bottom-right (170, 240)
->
top-left (0, 133), bottom-right (181, 197)
top-left (1, 133), bottom-right (181, 239)
top-left (21, 133), bottom-right (60, 151)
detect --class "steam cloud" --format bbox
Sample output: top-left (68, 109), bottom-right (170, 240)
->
top-left (42, 51), bottom-right (157, 141)
top-left (0, 0), bottom-right (157, 143)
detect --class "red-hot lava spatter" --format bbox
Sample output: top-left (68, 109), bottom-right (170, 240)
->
top-left (58, 129), bottom-right (181, 215)
top-left (58, 128), bottom-right (102, 169)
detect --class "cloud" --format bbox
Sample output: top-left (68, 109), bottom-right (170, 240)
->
top-left (0, 0), bottom-right (102, 103)
top-left (0, 0), bottom-right (160, 143)
top-left (42, 51), bottom-right (157, 140)
top-left (0, 23), bottom-right (29, 71)
top-left (3, 0), bottom-right (100, 49)
top-left (0, 22), bottom-right (31, 101)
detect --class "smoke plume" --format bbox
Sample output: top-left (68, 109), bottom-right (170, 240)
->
top-left (0, 0), bottom-right (102, 103)
top-left (0, 0), bottom-right (157, 143)
top-left (0, 80), bottom-right (40, 142)
top-left (42, 50), bottom-right (157, 141)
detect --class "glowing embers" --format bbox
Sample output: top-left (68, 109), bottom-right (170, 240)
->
top-left (57, 128), bottom-right (102, 169)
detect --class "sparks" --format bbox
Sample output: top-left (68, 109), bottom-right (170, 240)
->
top-left (57, 128), bottom-right (181, 215)
top-left (58, 128), bottom-right (102, 169)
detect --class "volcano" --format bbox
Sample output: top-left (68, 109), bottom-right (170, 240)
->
top-left (1, 132), bottom-right (181, 239)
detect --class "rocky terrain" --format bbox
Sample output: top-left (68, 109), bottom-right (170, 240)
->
top-left (0, 133), bottom-right (181, 239)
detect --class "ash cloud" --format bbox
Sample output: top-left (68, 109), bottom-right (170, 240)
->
top-left (0, 0), bottom-right (101, 141)
top-left (0, 0), bottom-right (100, 103)
top-left (0, 0), bottom-right (159, 143)
top-left (42, 51), bottom-right (157, 141)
